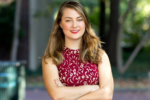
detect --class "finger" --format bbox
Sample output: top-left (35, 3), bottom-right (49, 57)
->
top-left (54, 79), bottom-right (59, 86)
top-left (57, 79), bottom-right (62, 86)
top-left (57, 79), bottom-right (63, 86)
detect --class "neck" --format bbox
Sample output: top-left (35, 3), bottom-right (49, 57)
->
top-left (65, 38), bottom-right (82, 50)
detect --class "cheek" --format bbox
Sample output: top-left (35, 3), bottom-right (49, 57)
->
top-left (80, 23), bottom-right (86, 31)
top-left (62, 23), bottom-right (71, 31)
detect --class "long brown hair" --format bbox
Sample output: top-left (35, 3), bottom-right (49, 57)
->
top-left (43, 1), bottom-right (104, 65)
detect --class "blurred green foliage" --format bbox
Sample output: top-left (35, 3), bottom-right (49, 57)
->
top-left (121, 0), bottom-right (150, 51)
top-left (0, 1), bottom-right (25, 47)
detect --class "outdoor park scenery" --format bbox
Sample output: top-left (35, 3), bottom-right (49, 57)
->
top-left (0, 0), bottom-right (150, 100)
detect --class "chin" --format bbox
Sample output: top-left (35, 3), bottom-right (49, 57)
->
top-left (70, 36), bottom-right (82, 40)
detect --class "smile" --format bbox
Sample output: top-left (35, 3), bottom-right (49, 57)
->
top-left (70, 30), bottom-right (79, 34)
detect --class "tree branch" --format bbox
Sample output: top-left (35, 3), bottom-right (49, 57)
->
top-left (121, 18), bottom-right (150, 73)
top-left (116, 0), bottom-right (136, 73)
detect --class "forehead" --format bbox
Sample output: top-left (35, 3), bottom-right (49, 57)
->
top-left (62, 8), bottom-right (82, 18)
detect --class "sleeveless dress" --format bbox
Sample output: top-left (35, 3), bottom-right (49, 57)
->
top-left (57, 46), bottom-right (99, 87)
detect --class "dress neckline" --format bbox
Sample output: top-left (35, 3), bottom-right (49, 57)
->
top-left (64, 46), bottom-right (80, 51)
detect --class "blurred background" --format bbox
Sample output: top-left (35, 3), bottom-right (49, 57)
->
top-left (0, 0), bottom-right (150, 100)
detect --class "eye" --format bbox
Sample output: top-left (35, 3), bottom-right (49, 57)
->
top-left (66, 20), bottom-right (71, 22)
top-left (78, 19), bottom-right (83, 21)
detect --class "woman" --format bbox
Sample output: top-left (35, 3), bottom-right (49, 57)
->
top-left (42, 1), bottom-right (114, 100)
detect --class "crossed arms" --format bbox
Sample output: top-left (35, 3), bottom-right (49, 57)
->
top-left (42, 52), bottom-right (114, 100)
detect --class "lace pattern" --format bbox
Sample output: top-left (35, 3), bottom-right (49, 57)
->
top-left (57, 47), bottom-right (99, 86)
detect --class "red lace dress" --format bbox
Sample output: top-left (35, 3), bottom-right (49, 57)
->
top-left (57, 47), bottom-right (99, 86)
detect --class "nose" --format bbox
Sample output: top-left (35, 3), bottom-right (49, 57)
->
top-left (72, 21), bottom-right (77, 28)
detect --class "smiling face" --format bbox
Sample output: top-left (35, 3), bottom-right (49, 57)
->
top-left (59, 8), bottom-right (86, 41)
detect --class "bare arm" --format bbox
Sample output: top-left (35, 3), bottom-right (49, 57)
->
top-left (42, 58), bottom-right (99, 100)
top-left (77, 52), bottom-right (114, 100)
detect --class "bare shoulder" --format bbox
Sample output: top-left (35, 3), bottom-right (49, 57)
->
top-left (98, 50), bottom-right (111, 68)
top-left (42, 57), bottom-right (58, 70)
top-left (42, 57), bottom-right (54, 66)
top-left (42, 57), bottom-right (59, 76)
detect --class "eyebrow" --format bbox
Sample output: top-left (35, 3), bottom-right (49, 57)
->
top-left (65, 16), bottom-right (82, 19)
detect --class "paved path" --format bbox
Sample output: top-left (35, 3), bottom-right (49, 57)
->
top-left (26, 88), bottom-right (51, 100)
top-left (26, 88), bottom-right (149, 100)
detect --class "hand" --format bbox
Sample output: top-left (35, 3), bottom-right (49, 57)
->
top-left (54, 79), bottom-right (64, 87)
top-left (90, 85), bottom-right (99, 92)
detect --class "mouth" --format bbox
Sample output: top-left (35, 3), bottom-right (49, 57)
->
top-left (70, 30), bottom-right (79, 34)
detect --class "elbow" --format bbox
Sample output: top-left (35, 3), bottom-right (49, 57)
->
top-left (50, 92), bottom-right (65, 100)
top-left (51, 96), bottom-right (62, 100)
top-left (107, 92), bottom-right (113, 100)
top-left (51, 96), bottom-right (60, 100)
top-left (104, 87), bottom-right (113, 100)
top-left (52, 95), bottom-right (69, 100)
top-left (46, 88), bottom-right (66, 100)
top-left (49, 94), bottom-right (58, 100)
top-left (51, 94), bottom-right (63, 100)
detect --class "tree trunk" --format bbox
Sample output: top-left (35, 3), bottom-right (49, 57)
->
top-left (115, 0), bottom-right (149, 74)
top-left (10, 0), bottom-right (22, 61)
top-left (116, 0), bottom-right (150, 74)
top-left (117, 0), bottom-right (133, 73)
top-left (118, 18), bottom-right (150, 73)
top-left (105, 0), bottom-right (119, 66)
top-left (100, 0), bottom-right (106, 41)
